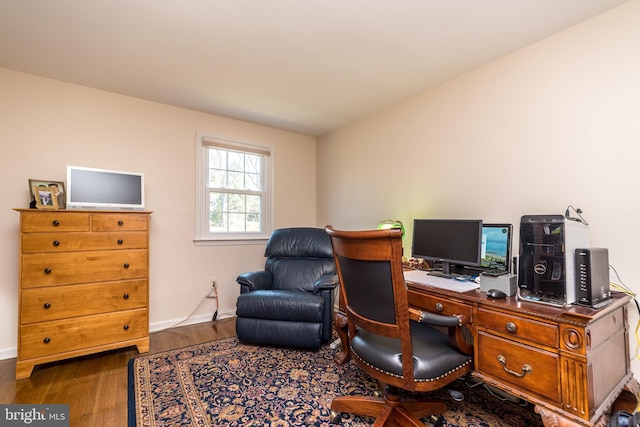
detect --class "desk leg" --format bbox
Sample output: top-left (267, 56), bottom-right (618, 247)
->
top-left (534, 406), bottom-right (607, 427)
top-left (333, 310), bottom-right (350, 365)
top-left (535, 377), bottom-right (640, 427)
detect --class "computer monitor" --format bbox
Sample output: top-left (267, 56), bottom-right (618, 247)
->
top-left (481, 223), bottom-right (513, 272)
top-left (412, 219), bottom-right (483, 277)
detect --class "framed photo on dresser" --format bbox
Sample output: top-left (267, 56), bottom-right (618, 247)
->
top-left (29, 179), bottom-right (66, 209)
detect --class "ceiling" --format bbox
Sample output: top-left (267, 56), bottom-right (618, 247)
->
top-left (0, 0), bottom-right (629, 136)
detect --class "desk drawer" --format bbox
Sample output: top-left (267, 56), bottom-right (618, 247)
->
top-left (407, 290), bottom-right (472, 322)
top-left (477, 332), bottom-right (561, 404)
top-left (477, 308), bottom-right (557, 348)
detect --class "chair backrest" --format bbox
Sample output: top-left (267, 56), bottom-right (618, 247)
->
top-left (265, 227), bottom-right (336, 292)
top-left (325, 226), bottom-right (417, 387)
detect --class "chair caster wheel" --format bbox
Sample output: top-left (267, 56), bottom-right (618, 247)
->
top-left (329, 410), bottom-right (342, 424)
top-left (429, 415), bottom-right (447, 427)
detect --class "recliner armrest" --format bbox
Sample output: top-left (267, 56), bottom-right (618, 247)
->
top-left (236, 271), bottom-right (273, 293)
top-left (314, 273), bottom-right (339, 293)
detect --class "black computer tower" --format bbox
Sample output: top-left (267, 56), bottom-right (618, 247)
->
top-left (575, 248), bottom-right (611, 308)
top-left (517, 215), bottom-right (589, 305)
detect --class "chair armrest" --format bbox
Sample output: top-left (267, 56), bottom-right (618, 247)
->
top-left (409, 308), bottom-right (473, 355)
top-left (313, 273), bottom-right (339, 293)
top-left (236, 271), bottom-right (273, 293)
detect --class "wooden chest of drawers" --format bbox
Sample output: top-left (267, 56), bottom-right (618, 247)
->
top-left (15, 209), bottom-right (151, 379)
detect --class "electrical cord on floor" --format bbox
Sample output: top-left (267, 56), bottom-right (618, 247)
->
top-left (154, 290), bottom-right (218, 334)
top-left (609, 264), bottom-right (640, 362)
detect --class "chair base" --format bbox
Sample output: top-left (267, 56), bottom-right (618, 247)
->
top-left (330, 387), bottom-right (447, 427)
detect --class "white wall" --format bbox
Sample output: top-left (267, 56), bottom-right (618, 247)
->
top-left (0, 68), bottom-right (317, 358)
top-left (318, 0), bottom-right (640, 377)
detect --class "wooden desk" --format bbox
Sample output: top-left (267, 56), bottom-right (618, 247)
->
top-left (334, 275), bottom-right (639, 427)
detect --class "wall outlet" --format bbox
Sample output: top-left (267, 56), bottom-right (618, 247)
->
top-left (206, 278), bottom-right (218, 298)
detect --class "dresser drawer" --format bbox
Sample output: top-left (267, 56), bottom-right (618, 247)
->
top-left (407, 290), bottom-right (472, 322)
top-left (477, 308), bottom-right (558, 348)
top-left (21, 250), bottom-right (148, 287)
top-left (477, 332), bottom-right (561, 404)
top-left (19, 309), bottom-right (148, 360)
top-left (21, 279), bottom-right (147, 324)
top-left (92, 213), bottom-right (148, 231)
top-left (21, 212), bottom-right (89, 232)
top-left (22, 231), bottom-right (148, 253)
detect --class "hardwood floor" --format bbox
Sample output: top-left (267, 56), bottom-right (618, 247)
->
top-left (0, 317), bottom-right (236, 427)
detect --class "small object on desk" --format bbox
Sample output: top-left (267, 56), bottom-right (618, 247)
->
top-left (481, 269), bottom-right (509, 277)
top-left (470, 276), bottom-right (480, 284)
top-left (486, 289), bottom-right (507, 299)
top-left (454, 275), bottom-right (469, 282)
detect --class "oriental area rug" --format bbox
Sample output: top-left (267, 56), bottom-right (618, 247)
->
top-left (128, 337), bottom-right (544, 427)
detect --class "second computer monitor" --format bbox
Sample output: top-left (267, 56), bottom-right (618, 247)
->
top-left (481, 223), bottom-right (513, 272)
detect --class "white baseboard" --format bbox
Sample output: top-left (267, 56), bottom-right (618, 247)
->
top-left (0, 346), bottom-right (16, 361)
top-left (0, 310), bottom-right (236, 361)
top-left (149, 309), bottom-right (235, 332)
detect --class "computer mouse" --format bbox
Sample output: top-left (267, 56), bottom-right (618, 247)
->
top-left (486, 289), bottom-right (507, 299)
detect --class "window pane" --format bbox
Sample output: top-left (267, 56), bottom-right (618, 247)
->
top-left (245, 154), bottom-right (261, 174)
top-left (208, 169), bottom-right (226, 187)
top-left (228, 213), bottom-right (245, 232)
top-left (209, 192), bottom-right (228, 232)
top-left (245, 172), bottom-right (261, 191)
top-left (227, 171), bottom-right (244, 190)
top-left (228, 152), bottom-right (244, 172)
top-left (246, 194), bottom-right (261, 213)
top-left (246, 212), bottom-right (261, 231)
top-left (209, 149), bottom-right (226, 169)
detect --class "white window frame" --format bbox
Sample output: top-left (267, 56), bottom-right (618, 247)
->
top-left (194, 132), bottom-right (273, 245)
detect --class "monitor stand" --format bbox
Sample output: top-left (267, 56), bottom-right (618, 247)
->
top-left (427, 262), bottom-right (460, 279)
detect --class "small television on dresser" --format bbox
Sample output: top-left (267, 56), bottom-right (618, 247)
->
top-left (66, 166), bottom-right (145, 210)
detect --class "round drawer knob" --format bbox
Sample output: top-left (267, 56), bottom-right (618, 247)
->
top-left (43, 337), bottom-right (51, 344)
top-left (123, 325), bottom-right (130, 331)
top-left (52, 220), bottom-right (60, 226)
top-left (117, 239), bottom-right (124, 245)
top-left (118, 220), bottom-right (124, 226)
top-left (43, 303), bottom-right (51, 309)
top-left (506, 322), bottom-right (517, 333)
top-left (435, 303), bottom-right (444, 312)
top-left (53, 240), bottom-right (60, 247)
top-left (123, 294), bottom-right (129, 299)
top-left (123, 263), bottom-right (130, 269)
top-left (44, 268), bottom-right (52, 274)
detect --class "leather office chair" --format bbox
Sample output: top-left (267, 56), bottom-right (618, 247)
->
top-left (235, 227), bottom-right (338, 349)
top-left (325, 226), bottom-right (473, 426)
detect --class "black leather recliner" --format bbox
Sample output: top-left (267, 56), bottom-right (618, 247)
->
top-left (235, 227), bottom-right (338, 349)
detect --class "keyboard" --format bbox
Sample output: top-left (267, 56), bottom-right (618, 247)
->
top-left (481, 269), bottom-right (508, 277)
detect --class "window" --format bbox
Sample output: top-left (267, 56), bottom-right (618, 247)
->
top-left (195, 133), bottom-right (272, 243)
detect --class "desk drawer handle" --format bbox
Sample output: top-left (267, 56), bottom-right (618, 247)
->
top-left (497, 355), bottom-right (532, 378)
top-left (506, 322), bottom-right (517, 333)
top-left (434, 303), bottom-right (444, 312)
